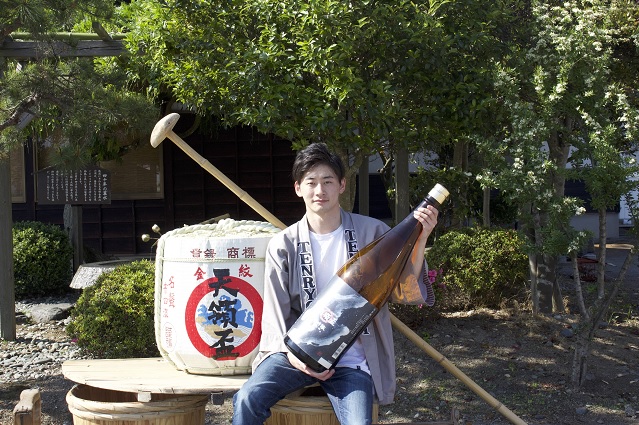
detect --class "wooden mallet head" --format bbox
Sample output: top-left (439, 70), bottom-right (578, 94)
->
top-left (150, 113), bottom-right (181, 148)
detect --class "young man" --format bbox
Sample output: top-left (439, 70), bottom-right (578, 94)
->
top-left (233, 143), bottom-right (439, 425)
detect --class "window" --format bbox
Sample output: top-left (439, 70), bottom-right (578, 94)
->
top-left (99, 143), bottom-right (163, 200)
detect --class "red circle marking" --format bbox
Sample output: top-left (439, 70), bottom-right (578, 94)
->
top-left (185, 276), bottom-right (263, 360)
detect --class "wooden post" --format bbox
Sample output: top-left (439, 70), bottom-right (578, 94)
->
top-left (0, 40), bottom-right (125, 58)
top-left (0, 59), bottom-right (16, 341)
top-left (13, 388), bottom-right (41, 425)
top-left (0, 154), bottom-right (16, 341)
top-left (64, 204), bottom-right (84, 271)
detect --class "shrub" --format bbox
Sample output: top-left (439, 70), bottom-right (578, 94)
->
top-left (426, 227), bottom-right (529, 310)
top-left (67, 260), bottom-right (159, 358)
top-left (13, 221), bottom-right (73, 298)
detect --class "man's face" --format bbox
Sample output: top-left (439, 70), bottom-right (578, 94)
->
top-left (294, 164), bottom-right (345, 216)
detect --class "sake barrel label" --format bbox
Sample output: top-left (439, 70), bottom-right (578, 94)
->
top-left (185, 272), bottom-right (263, 360)
top-left (286, 276), bottom-right (378, 370)
top-left (155, 220), bottom-right (280, 375)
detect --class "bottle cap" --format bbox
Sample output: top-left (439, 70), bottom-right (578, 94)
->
top-left (428, 184), bottom-right (449, 205)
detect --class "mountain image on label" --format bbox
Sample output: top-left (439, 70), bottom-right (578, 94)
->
top-left (284, 183), bottom-right (450, 372)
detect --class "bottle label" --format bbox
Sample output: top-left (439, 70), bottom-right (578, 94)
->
top-left (285, 276), bottom-right (378, 370)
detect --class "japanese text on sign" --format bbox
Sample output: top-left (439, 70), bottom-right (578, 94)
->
top-left (36, 166), bottom-right (111, 205)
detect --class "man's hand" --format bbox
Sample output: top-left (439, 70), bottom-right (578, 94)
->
top-left (414, 205), bottom-right (439, 246)
top-left (287, 352), bottom-right (335, 381)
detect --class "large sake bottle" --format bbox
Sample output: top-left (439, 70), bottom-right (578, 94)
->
top-left (284, 184), bottom-right (449, 372)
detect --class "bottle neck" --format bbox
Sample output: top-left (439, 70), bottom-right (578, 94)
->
top-left (395, 194), bottom-right (443, 229)
top-left (416, 195), bottom-right (441, 212)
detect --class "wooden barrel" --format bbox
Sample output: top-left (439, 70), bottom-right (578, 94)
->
top-left (66, 384), bottom-right (208, 425)
top-left (265, 387), bottom-right (378, 425)
top-left (154, 219), bottom-right (280, 376)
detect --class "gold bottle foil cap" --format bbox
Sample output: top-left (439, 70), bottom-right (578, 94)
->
top-left (428, 184), bottom-right (450, 205)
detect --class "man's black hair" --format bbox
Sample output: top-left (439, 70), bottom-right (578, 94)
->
top-left (291, 143), bottom-right (345, 183)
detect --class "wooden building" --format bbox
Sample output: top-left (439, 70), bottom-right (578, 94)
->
top-left (4, 29), bottom-right (397, 262)
top-left (10, 115), bottom-right (307, 258)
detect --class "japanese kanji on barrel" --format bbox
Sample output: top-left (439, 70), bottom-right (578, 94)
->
top-left (154, 219), bottom-right (280, 375)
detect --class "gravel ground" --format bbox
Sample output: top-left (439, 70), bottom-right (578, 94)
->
top-left (1, 240), bottom-right (637, 425)
top-left (2, 304), bottom-right (637, 425)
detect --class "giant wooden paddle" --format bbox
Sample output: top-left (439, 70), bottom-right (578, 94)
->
top-left (150, 113), bottom-right (286, 230)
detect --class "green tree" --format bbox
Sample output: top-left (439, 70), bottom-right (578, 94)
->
top-left (376, 0), bottom-right (510, 224)
top-left (477, 0), bottom-right (639, 313)
top-left (1, 0), bottom-right (159, 182)
top-left (120, 0), bottom-right (510, 214)
top-left (0, 0), bottom-right (159, 340)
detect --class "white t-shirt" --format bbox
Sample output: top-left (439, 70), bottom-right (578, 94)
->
top-left (309, 225), bottom-right (370, 374)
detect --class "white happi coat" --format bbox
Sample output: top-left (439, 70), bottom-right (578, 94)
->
top-left (254, 209), bottom-right (433, 405)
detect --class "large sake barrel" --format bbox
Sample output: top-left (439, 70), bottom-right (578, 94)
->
top-left (154, 219), bottom-right (280, 375)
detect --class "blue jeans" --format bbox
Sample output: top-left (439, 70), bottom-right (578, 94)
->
top-left (232, 352), bottom-right (374, 425)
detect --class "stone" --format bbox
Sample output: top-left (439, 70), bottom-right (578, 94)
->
top-left (25, 304), bottom-right (73, 323)
top-left (575, 406), bottom-right (588, 415)
top-left (69, 260), bottom-right (133, 288)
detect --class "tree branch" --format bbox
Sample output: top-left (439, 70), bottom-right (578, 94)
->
top-left (0, 95), bottom-right (38, 132)
top-left (570, 251), bottom-right (590, 320)
top-left (587, 246), bottom-right (636, 342)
